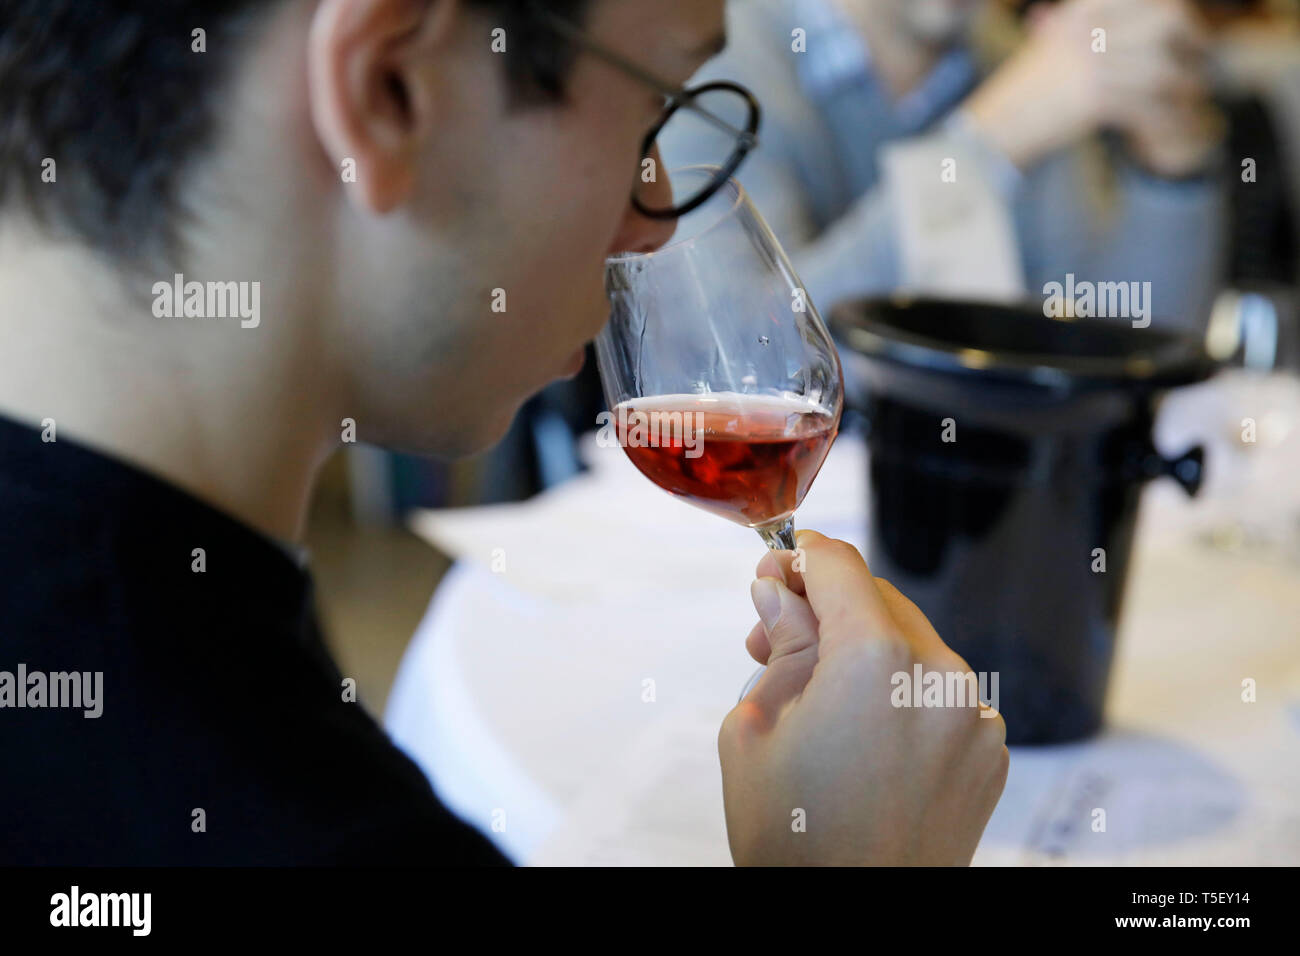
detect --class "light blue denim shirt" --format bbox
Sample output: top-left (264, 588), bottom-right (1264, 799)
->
top-left (660, 0), bottom-right (1227, 331)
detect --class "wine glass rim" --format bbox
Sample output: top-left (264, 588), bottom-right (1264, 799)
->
top-left (607, 164), bottom-right (747, 265)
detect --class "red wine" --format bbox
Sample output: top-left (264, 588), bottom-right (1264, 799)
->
top-left (614, 392), bottom-right (839, 527)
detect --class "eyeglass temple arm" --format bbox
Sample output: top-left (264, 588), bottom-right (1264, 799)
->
top-left (532, 10), bottom-right (757, 148)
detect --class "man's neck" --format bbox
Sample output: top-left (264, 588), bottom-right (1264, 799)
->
top-left (0, 225), bottom-right (336, 544)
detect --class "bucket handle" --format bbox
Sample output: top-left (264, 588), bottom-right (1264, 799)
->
top-left (1139, 445), bottom-right (1204, 497)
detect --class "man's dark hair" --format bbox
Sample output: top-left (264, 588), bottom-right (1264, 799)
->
top-left (0, 0), bottom-right (590, 268)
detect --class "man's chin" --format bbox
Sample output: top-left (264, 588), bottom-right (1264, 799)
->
top-left (366, 401), bottom-right (519, 461)
top-left (558, 346), bottom-right (586, 380)
top-left (434, 407), bottom-right (520, 459)
top-left (373, 363), bottom-right (586, 460)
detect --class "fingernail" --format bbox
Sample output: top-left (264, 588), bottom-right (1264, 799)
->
top-left (751, 578), bottom-right (782, 630)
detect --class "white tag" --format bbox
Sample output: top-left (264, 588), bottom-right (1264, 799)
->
top-left (881, 133), bottom-right (1025, 301)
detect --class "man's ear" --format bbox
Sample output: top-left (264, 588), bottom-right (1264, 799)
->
top-left (308, 0), bottom-right (457, 214)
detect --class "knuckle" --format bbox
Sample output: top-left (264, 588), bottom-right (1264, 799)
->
top-left (992, 744), bottom-right (1011, 789)
top-left (914, 642), bottom-right (971, 679)
top-left (844, 631), bottom-right (915, 676)
top-left (805, 534), bottom-right (863, 569)
top-left (938, 648), bottom-right (975, 676)
top-left (828, 538), bottom-right (867, 567)
top-left (877, 578), bottom-right (942, 631)
top-left (982, 709), bottom-right (1009, 749)
top-left (717, 709), bottom-right (737, 750)
top-left (873, 577), bottom-right (909, 609)
top-left (717, 708), bottom-right (749, 759)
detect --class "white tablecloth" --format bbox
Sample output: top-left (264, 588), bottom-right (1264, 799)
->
top-left (384, 376), bottom-right (1300, 865)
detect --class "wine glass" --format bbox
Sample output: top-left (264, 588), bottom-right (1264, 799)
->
top-left (1193, 286), bottom-right (1300, 559)
top-left (595, 165), bottom-right (844, 697)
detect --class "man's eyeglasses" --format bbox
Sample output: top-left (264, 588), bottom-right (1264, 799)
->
top-left (529, 8), bottom-right (762, 219)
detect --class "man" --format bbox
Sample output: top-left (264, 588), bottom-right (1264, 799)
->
top-left (0, 0), bottom-right (1006, 865)
top-left (664, 0), bottom-right (1228, 329)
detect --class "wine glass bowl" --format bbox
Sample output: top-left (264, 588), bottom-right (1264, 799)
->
top-left (596, 166), bottom-right (844, 550)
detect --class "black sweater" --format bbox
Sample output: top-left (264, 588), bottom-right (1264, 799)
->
top-left (0, 414), bottom-right (509, 865)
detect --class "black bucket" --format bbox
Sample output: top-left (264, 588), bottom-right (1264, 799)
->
top-left (831, 297), bottom-right (1218, 745)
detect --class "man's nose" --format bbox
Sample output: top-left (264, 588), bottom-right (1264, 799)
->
top-left (607, 144), bottom-right (677, 255)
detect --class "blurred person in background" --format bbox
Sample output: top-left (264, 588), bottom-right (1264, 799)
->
top-left (661, 0), bottom-right (1232, 330)
top-left (0, 0), bottom-right (1007, 865)
top-left (1206, 0), bottom-right (1300, 294)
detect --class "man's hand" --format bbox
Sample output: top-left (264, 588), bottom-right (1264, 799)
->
top-left (963, 0), bottom-right (1221, 174)
top-left (718, 531), bottom-right (1008, 866)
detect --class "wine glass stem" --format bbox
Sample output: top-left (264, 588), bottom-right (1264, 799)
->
top-left (757, 515), bottom-right (796, 551)
top-left (742, 516), bottom-right (796, 702)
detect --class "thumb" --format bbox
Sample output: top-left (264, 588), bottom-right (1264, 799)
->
top-left (740, 577), bottom-right (820, 727)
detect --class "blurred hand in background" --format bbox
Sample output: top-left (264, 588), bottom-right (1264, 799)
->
top-left (966, 0), bottom-right (1224, 175)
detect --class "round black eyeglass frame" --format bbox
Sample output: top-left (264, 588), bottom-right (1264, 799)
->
top-left (523, 4), bottom-right (763, 221)
top-left (634, 81), bottom-right (762, 220)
